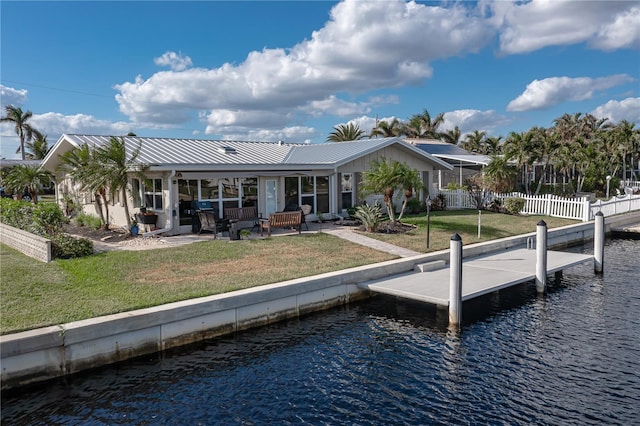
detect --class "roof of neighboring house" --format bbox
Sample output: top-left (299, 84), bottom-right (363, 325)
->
top-left (0, 159), bottom-right (42, 169)
top-left (41, 134), bottom-right (453, 173)
top-left (405, 139), bottom-right (491, 166)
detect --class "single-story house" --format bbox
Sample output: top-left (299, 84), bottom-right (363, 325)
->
top-left (40, 134), bottom-right (452, 236)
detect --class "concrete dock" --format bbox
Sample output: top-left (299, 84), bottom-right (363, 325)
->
top-left (358, 248), bottom-right (593, 305)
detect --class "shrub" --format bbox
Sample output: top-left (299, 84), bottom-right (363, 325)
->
top-left (0, 198), bottom-right (34, 230)
top-left (354, 203), bottom-right (383, 232)
top-left (31, 202), bottom-right (68, 235)
top-left (504, 197), bottom-right (525, 215)
top-left (75, 212), bottom-right (102, 230)
top-left (50, 233), bottom-right (94, 259)
top-left (406, 198), bottom-right (425, 214)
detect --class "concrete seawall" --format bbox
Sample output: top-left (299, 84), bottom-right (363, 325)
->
top-left (2, 211), bottom-right (638, 390)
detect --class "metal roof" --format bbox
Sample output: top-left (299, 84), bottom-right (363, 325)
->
top-left (42, 134), bottom-right (453, 172)
top-left (409, 140), bottom-right (491, 166)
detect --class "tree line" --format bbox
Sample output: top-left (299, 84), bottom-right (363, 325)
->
top-left (328, 109), bottom-right (640, 195)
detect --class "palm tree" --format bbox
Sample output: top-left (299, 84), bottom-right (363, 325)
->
top-left (403, 109), bottom-right (446, 140)
top-left (503, 130), bottom-right (535, 194)
top-left (483, 155), bottom-right (516, 193)
top-left (1, 105), bottom-right (34, 160)
top-left (442, 126), bottom-right (461, 145)
top-left (359, 158), bottom-right (405, 223)
top-left (396, 163), bottom-right (425, 221)
top-left (95, 136), bottom-right (147, 231)
top-left (58, 143), bottom-right (109, 226)
top-left (3, 164), bottom-right (52, 204)
top-left (326, 123), bottom-right (366, 142)
top-left (370, 118), bottom-right (403, 138)
top-left (461, 130), bottom-right (486, 153)
top-left (25, 129), bottom-right (50, 160)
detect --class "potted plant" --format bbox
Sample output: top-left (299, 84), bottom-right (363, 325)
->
top-left (130, 217), bottom-right (139, 236)
top-left (239, 229), bottom-right (251, 240)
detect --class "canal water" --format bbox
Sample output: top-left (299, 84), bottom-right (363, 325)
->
top-left (2, 239), bottom-right (639, 425)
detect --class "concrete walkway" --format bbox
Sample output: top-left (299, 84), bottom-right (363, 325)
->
top-left (320, 228), bottom-right (422, 257)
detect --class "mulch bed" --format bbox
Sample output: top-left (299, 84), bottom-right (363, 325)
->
top-left (63, 224), bottom-right (133, 244)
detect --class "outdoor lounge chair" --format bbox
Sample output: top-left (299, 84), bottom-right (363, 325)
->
top-left (196, 210), bottom-right (228, 237)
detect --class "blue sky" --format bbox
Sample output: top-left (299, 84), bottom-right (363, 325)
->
top-left (1, 0), bottom-right (638, 159)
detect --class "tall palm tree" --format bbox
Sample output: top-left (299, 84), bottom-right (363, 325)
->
top-left (3, 164), bottom-right (52, 204)
top-left (359, 157), bottom-right (405, 222)
top-left (326, 123), bottom-right (366, 142)
top-left (403, 109), bottom-right (446, 140)
top-left (503, 130), bottom-right (535, 194)
top-left (461, 130), bottom-right (486, 153)
top-left (442, 126), bottom-right (461, 145)
top-left (25, 129), bottom-right (50, 160)
top-left (370, 118), bottom-right (403, 138)
top-left (1, 105), bottom-right (34, 160)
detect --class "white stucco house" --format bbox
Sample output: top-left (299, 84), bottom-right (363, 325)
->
top-left (41, 134), bottom-right (452, 235)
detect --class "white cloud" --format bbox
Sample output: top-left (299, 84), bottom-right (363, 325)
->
top-left (507, 74), bottom-right (634, 112)
top-left (492, 0), bottom-right (639, 54)
top-left (443, 109), bottom-right (512, 134)
top-left (114, 0), bottom-right (493, 138)
top-left (30, 112), bottom-right (134, 137)
top-left (591, 97), bottom-right (640, 124)
top-left (154, 51), bottom-right (193, 71)
top-left (0, 85), bottom-right (28, 109)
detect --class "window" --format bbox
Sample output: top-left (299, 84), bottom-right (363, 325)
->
top-left (341, 173), bottom-right (353, 209)
top-left (285, 175), bottom-right (330, 214)
top-left (241, 178), bottom-right (258, 206)
top-left (178, 179), bottom-right (198, 226)
top-left (144, 178), bottom-right (163, 211)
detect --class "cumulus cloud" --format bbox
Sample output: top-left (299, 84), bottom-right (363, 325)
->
top-left (507, 74), bottom-right (634, 112)
top-left (0, 85), bottom-right (28, 109)
top-left (492, 0), bottom-right (639, 54)
top-left (443, 109), bottom-right (512, 134)
top-left (591, 97), bottom-right (640, 124)
top-left (154, 51), bottom-right (193, 71)
top-left (30, 112), bottom-right (134, 137)
top-left (114, 0), bottom-right (492, 136)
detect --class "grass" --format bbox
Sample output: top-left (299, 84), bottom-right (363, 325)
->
top-left (369, 210), bottom-right (579, 253)
top-left (0, 211), bottom-right (580, 335)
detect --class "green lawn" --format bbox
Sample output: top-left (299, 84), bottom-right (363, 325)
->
top-left (0, 211), bottom-right (579, 335)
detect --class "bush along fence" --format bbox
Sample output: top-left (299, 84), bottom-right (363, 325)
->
top-left (437, 189), bottom-right (640, 222)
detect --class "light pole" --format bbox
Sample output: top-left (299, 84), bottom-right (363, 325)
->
top-left (426, 196), bottom-right (432, 249)
top-left (606, 175), bottom-right (612, 199)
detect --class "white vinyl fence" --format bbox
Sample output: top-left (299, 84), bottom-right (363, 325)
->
top-left (438, 189), bottom-right (640, 222)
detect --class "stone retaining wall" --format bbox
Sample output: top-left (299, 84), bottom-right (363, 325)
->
top-left (0, 223), bottom-right (51, 263)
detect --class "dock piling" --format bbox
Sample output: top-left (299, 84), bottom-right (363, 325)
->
top-left (536, 220), bottom-right (547, 293)
top-left (594, 211), bottom-right (605, 274)
top-left (449, 234), bottom-right (463, 326)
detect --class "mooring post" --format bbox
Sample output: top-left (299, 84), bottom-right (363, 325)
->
top-left (535, 220), bottom-right (548, 293)
top-left (594, 211), bottom-right (605, 274)
top-left (449, 233), bottom-right (463, 326)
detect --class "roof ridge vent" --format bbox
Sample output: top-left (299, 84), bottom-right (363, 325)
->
top-left (217, 145), bottom-right (237, 154)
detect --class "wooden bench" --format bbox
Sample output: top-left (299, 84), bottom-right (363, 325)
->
top-left (224, 206), bottom-right (260, 230)
top-left (259, 211), bottom-right (302, 236)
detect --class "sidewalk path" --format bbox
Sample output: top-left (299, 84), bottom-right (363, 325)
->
top-left (321, 228), bottom-right (422, 258)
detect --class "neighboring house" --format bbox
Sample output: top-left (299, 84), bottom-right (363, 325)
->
top-left (41, 134), bottom-right (452, 235)
top-left (405, 139), bottom-right (490, 189)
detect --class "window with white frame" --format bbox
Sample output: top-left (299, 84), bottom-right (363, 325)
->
top-left (144, 178), bottom-right (163, 211)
